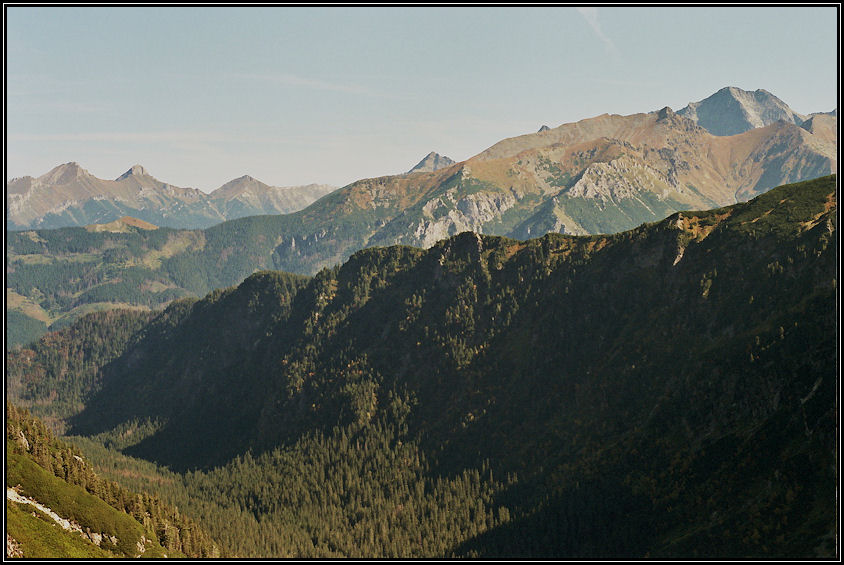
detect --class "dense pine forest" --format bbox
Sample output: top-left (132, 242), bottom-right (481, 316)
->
top-left (6, 175), bottom-right (838, 558)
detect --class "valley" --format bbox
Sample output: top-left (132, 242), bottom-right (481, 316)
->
top-left (7, 175), bottom-right (838, 558)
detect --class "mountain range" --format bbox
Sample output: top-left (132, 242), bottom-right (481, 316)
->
top-left (7, 87), bottom-right (836, 237)
top-left (7, 175), bottom-right (838, 557)
top-left (6, 163), bottom-right (336, 230)
top-left (5, 87), bottom-right (837, 348)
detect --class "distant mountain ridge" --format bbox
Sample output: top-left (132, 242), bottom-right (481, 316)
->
top-left (6, 164), bottom-right (336, 230)
top-left (208, 175), bottom-right (335, 219)
top-left (7, 87), bottom-right (834, 237)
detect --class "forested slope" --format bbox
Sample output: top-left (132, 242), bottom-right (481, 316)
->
top-left (7, 175), bottom-right (838, 558)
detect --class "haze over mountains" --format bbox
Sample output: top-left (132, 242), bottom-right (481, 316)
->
top-left (6, 164), bottom-right (336, 231)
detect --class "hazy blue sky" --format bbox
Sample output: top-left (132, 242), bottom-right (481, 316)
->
top-left (6, 6), bottom-right (838, 191)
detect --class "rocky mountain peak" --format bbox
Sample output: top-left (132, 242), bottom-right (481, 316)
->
top-left (40, 162), bottom-right (88, 185)
top-left (116, 164), bottom-right (149, 181)
top-left (656, 106), bottom-right (676, 121)
top-left (210, 175), bottom-right (272, 199)
top-left (408, 152), bottom-right (456, 174)
top-left (538, 125), bottom-right (551, 132)
top-left (678, 86), bottom-right (806, 136)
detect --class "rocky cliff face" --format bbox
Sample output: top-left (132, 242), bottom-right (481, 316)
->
top-left (678, 86), bottom-right (806, 136)
top-left (408, 186), bottom-right (517, 247)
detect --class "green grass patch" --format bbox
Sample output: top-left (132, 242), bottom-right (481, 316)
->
top-left (6, 449), bottom-right (162, 557)
top-left (6, 501), bottom-right (114, 558)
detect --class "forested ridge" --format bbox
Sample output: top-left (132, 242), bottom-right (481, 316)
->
top-left (6, 175), bottom-right (838, 558)
top-left (7, 309), bottom-right (155, 427)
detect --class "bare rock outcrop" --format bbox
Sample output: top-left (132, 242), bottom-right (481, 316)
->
top-left (7, 534), bottom-right (23, 558)
top-left (412, 188), bottom-right (516, 247)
